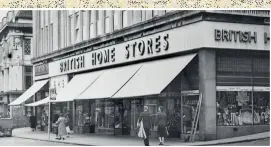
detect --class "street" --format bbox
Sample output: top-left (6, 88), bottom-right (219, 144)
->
top-left (216, 138), bottom-right (270, 146)
top-left (0, 137), bottom-right (75, 146)
top-left (0, 136), bottom-right (269, 146)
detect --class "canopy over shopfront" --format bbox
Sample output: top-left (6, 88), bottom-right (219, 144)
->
top-left (76, 53), bottom-right (197, 100)
top-left (9, 79), bottom-right (49, 106)
top-left (77, 64), bottom-right (142, 100)
top-left (112, 53), bottom-right (197, 98)
top-left (52, 71), bottom-right (103, 102)
top-left (25, 97), bottom-right (50, 106)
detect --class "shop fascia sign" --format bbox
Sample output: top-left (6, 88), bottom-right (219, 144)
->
top-left (49, 32), bottom-right (170, 77)
top-left (216, 86), bottom-right (270, 92)
top-left (214, 29), bottom-right (270, 44)
top-left (49, 22), bottom-right (269, 77)
top-left (34, 61), bottom-right (49, 76)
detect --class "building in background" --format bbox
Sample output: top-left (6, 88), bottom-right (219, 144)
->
top-left (0, 10), bottom-right (33, 127)
top-left (28, 10), bottom-right (269, 141)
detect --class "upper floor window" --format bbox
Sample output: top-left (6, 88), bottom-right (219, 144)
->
top-left (24, 39), bottom-right (31, 55)
top-left (24, 66), bottom-right (33, 90)
top-left (122, 10), bottom-right (128, 28)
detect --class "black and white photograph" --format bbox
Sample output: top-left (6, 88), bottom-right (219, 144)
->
top-left (0, 10), bottom-right (269, 146)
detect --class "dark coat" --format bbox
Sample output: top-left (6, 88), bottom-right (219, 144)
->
top-left (29, 116), bottom-right (37, 129)
top-left (155, 112), bottom-right (167, 127)
top-left (52, 113), bottom-right (59, 123)
top-left (138, 111), bottom-right (152, 129)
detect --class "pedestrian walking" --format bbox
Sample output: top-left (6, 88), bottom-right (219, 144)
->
top-left (55, 113), bottom-right (67, 140)
top-left (29, 114), bottom-right (37, 132)
top-left (138, 106), bottom-right (153, 146)
top-left (52, 110), bottom-right (59, 139)
top-left (65, 112), bottom-right (71, 138)
top-left (155, 106), bottom-right (168, 145)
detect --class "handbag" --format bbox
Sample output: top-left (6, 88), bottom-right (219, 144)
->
top-left (165, 127), bottom-right (169, 136)
top-left (66, 126), bottom-right (71, 133)
top-left (138, 119), bottom-right (146, 139)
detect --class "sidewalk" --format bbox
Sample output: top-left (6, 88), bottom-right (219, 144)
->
top-left (12, 127), bottom-right (269, 146)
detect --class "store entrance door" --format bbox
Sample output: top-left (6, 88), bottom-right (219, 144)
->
top-left (114, 99), bottom-right (131, 135)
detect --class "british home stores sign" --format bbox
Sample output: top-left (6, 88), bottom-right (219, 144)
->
top-left (48, 21), bottom-right (269, 77)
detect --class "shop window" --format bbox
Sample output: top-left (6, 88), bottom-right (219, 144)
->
top-left (131, 99), bottom-right (143, 130)
top-left (253, 92), bottom-right (270, 125)
top-left (216, 50), bottom-right (270, 126)
top-left (75, 100), bottom-right (90, 127)
top-left (95, 99), bottom-right (114, 129)
top-left (166, 98), bottom-right (182, 136)
top-left (144, 99), bottom-right (157, 115)
top-left (217, 91), bottom-right (253, 126)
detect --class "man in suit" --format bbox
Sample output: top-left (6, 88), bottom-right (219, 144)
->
top-left (138, 106), bottom-right (153, 146)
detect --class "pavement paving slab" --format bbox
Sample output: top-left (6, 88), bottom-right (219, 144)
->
top-left (12, 127), bottom-right (270, 146)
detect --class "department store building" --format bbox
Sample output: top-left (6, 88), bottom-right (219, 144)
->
top-left (11, 10), bottom-right (270, 141)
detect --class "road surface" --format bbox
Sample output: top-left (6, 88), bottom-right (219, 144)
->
top-left (0, 137), bottom-right (75, 146)
top-left (216, 138), bottom-right (270, 146)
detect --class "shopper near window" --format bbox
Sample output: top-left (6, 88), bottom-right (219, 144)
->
top-left (155, 106), bottom-right (168, 145)
top-left (55, 113), bottom-right (67, 140)
top-left (29, 113), bottom-right (37, 132)
top-left (138, 106), bottom-right (153, 146)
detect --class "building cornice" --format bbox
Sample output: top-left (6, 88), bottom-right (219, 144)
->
top-left (0, 23), bottom-right (32, 39)
top-left (0, 90), bottom-right (25, 96)
top-left (31, 10), bottom-right (270, 64)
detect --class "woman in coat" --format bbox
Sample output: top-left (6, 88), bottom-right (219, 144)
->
top-left (155, 106), bottom-right (167, 145)
top-left (55, 113), bottom-right (67, 140)
top-left (29, 114), bottom-right (37, 131)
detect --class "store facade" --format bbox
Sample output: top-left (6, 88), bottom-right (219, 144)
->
top-left (32, 18), bottom-right (270, 141)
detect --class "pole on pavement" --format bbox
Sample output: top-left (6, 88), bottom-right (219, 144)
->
top-left (48, 100), bottom-right (50, 140)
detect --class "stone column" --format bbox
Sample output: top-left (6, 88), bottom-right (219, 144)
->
top-left (198, 49), bottom-right (217, 141)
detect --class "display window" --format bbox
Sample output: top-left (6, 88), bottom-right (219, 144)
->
top-left (95, 99), bottom-right (114, 129)
top-left (75, 100), bottom-right (90, 127)
top-left (166, 98), bottom-right (182, 136)
top-left (131, 99), bottom-right (143, 130)
top-left (216, 90), bottom-right (253, 126)
top-left (216, 50), bottom-right (270, 126)
top-left (253, 92), bottom-right (270, 125)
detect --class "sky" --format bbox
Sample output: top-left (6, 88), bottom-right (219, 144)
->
top-left (0, 10), bottom-right (8, 22)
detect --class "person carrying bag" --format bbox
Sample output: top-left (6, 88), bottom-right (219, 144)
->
top-left (138, 106), bottom-right (153, 146)
top-left (138, 118), bottom-right (146, 139)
